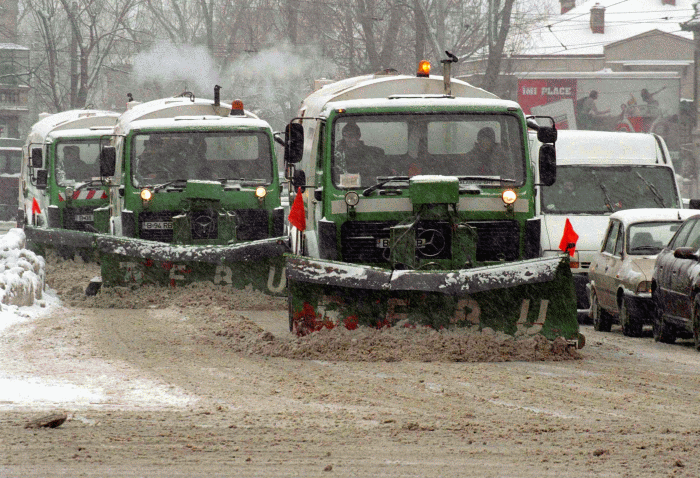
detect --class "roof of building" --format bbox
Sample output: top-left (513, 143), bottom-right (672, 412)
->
top-left (524, 0), bottom-right (696, 56)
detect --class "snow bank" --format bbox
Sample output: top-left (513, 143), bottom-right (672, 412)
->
top-left (0, 228), bottom-right (46, 308)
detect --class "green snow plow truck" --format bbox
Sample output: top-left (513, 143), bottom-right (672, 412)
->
top-left (283, 58), bottom-right (581, 345)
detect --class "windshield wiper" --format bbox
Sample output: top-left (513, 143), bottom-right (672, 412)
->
top-left (75, 179), bottom-right (104, 190)
top-left (457, 175), bottom-right (516, 184)
top-left (362, 176), bottom-right (410, 197)
top-left (153, 179), bottom-right (188, 192)
top-left (591, 171), bottom-right (614, 212)
top-left (636, 172), bottom-right (666, 207)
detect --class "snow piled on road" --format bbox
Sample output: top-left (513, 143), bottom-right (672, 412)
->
top-left (0, 228), bottom-right (197, 412)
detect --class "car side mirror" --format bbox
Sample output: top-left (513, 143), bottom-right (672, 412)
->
top-left (674, 247), bottom-right (699, 260)
top-left (36, 169), bottom-right (48, 190)
top-left (100, 146), bottom-right (116, 177)
top-left (538, 144), bottom-right (556, 187)
top-left (31, 148), bottom-right (42, 168)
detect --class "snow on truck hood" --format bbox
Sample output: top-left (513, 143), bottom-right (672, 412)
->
top-left (541, 214), bottom-right (610, 253)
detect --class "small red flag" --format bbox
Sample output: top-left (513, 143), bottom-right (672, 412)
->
top-left (31, 197), bottom-right (41, 215)
top-left (559, 218), bottom-right (579, 257)
top-left (288, 187), bottom-right (306, 231)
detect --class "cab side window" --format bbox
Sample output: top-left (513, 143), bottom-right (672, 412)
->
top-left (603, 221), bottom-right (620, 254)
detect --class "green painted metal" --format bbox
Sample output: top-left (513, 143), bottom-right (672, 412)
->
top-left (287, 254), bottom-right (578, 340)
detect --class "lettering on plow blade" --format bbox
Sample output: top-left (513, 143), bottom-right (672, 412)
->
top-left (214, 265), bottom-right (287, 293)
top-left (386, 297), bottom-right (482, 324)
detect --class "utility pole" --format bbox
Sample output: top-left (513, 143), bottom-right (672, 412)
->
top-left (681, 3), bottom-right (700, 198)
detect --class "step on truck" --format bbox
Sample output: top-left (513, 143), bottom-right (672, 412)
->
top-left (283, 57), bottom-right (581, 344)
top-left (20, 109), bottom-right (120, 259)
top-left (93, 90), bottom-right (288, 292)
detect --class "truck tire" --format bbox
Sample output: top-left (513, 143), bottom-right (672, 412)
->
top-left (620, 298), bottom-right (642, 337)
top-left (591, 290), bottom-right (612, 332)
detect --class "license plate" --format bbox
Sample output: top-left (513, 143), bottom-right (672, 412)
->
top-left (376, 238), bottom-right (425, 248)
top-left (143, 221), bottom-right (172, 230)
top-left (75, 214), bottom-right (94, 222)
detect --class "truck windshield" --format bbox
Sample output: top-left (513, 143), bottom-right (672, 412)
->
top-left (332, 113), bottom-right (525, 188)
top-left (541, 165), bottom-right (680, 214)
top-left (55, 139), bottom-right (103, 185)
top-left (131, 131), bottom-right (274, 187)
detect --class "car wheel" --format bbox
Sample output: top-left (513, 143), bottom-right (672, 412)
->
top-left (652, 291), bottom-right (676, 344)
top-left (591, 290), bottom-right (612, 332)
top-left (620, 298), bottom-right (642, 337)
top-left (693, 296), bottom-right (700, 351)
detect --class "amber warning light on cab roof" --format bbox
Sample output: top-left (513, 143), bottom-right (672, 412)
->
top-left (417, 60), bottom-right (431, 77)
top-left (230, 99), bottom-right (244, 116)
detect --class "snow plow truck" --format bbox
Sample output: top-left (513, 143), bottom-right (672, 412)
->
top-left (20, 109), bottom-right (120, 259)
top-left (93, 91), bottom-right (288, 292)
top-left (23, 91), bottom-right (288, 294)
top-left (283, 57), bottom-right (581, 344)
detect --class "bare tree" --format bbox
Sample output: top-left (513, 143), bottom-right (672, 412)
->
top-left (23, 0), bottom-right (139, 111)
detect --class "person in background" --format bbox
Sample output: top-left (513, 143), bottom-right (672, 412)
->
top-left (334, 122), bottom-right (387, 184)
top-left (577, 90), bottom-right (610, 130)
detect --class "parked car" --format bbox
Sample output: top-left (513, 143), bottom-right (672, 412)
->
top-left (588, 209), bottom-right (697, 336)
top-left (652, 212), bottom-right (700, 347)
top-left (530, 130), bottom-right (684, 321)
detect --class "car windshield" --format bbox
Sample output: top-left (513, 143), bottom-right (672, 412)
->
top-left (627, 221), bottom-right (683, 255)
top-left (131, 131), bottom-right (274, 187)
top-left (331, 113), bottom-right (525, 189)
top-left (55, 139), bottom-right (103, 186)
top-left (541, 165), bottom-right (679, 214)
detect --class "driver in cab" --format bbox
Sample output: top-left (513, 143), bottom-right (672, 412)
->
top-left (334, 122), bottom-right (386, 186)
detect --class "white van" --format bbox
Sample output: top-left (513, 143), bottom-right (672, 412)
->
top-left (530, 129), bottom-right (683, 319)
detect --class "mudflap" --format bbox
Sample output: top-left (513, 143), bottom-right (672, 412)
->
top-left (97, 235), bottom-right (289, 295)
top-left (286, 254), bottom-right (580, 343)
top-left (24, 225), bottom-right (98, 260)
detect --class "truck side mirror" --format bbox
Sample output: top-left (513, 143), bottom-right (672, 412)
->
top-left (292, 169), bottom-right (306, 190)
top-left (689, 199), bottom-right (700, 210)
top-left (284, 123), bottom-right (304, 164)
top-left (36, 169), bottom-right (48, 190)
top-left (100, 146), bottom-right (116, 177)
top-left (537, 126), bottom-right (557, 144)
top-left (31, 148), bottom-right (42, 168)
top-left (539, 144), bottom-right (556, 187)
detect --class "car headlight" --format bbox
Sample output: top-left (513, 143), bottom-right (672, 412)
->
top-left (636, 281), bottom-right (652, 294)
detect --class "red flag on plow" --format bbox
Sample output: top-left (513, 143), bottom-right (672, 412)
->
top-left (31, 198), bottom-right (41, 215)
top-left (288, 187), bottom-right (306, 231)
top-left (559, 218), bottom-right (579, 257)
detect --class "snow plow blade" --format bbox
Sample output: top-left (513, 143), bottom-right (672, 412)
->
top-left (287, 254), bottom-right (580, 342)
top-left (97, 236), bottom-right (289, 294)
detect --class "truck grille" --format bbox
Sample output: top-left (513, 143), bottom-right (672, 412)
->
top-left (234, 209), bottom-right (269, 241)
top-left (467, 220), bottom-right (520, 262)
top-left (340, 220), bottom-right (520, 264)
top-left (64, 206), bottom-right (96, 231)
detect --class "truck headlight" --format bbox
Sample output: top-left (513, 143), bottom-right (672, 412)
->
top-left (140, 188), bottom-right (152, 202)
top-left (255, 186), bottom-right (267, 199)
top-left (502, 189), bottom-right (517, 205)
top-left (345, 191), bottom-right (359, 207)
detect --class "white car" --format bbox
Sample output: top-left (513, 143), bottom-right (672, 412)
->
top-left (587, 208), bottom-right (698, 336)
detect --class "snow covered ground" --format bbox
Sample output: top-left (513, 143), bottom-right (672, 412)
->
top-left (0, 228), bottom-right (196, 412)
